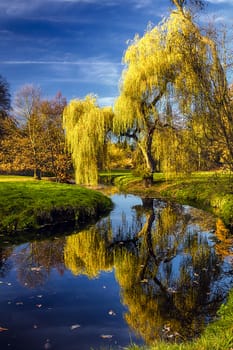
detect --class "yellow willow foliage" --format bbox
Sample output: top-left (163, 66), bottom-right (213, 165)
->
top-left (155, 205), bottom-right (179, 236)
top-left (114, 249), bottom-right (195, 343)
top-left (114, 8), bottom-right (210, 135)
top-left (124, 295), bottom-right (164, 344)
top-left (64, 230), bottom-right (113, 278)
top-left (63, 95), bottom-right (113, 185)
top-left (114, 249), bottom-right (140, 289)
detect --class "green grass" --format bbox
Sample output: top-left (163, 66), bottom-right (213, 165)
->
top-left (0, 176), bottom-right (113, 234)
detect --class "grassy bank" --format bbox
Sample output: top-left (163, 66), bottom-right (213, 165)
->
top-left (129, 288), bottom-right (233, 350)
top-left (107, 171), bottom-right (233, 228)
top-left (0, 176), bottom-right (112, 234)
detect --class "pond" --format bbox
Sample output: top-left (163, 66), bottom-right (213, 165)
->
top-left (0, 193), bottom-right (233, 349)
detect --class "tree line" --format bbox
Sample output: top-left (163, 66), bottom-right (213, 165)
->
top-left (1, 0), bottom-right (233, 184)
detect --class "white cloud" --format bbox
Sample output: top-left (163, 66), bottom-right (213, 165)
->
top-left (0, 58), bottom-right (122, 87)
top-left (98, 96), bottom-right (116, 106)
top-left (0, 0), bottom-right (161, 16)
top-left (207, 0), bottom-right (233, 3)
top-left (199, 9), bottom-right (233, 24)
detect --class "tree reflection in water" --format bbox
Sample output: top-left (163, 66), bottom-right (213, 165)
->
top-left (14, 239), bottom-right (65, 288)
top-left (0, 246), bottom-right (13, 278)
top-left (113, 200), bottom-right (223, 343)
top-left (1, 196), bottom-right (232, 345)
top-left (63, 198), bottom-right (232, 343)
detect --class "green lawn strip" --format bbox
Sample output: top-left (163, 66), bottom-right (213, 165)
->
top-left (128, 288), bottom-right (233, 350)
top-left (0, 179), bottom-right (112, 233)
top-left (99, 169), bottom-right (134, 185)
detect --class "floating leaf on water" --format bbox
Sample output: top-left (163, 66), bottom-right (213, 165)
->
top-left (31, 267), bottom-right (41, 272)
top-left (108, 310), bottom-right (116, 316)
top-left (44, 339), bottom-right (51, 349)
top-left (0, 327), bottom-right (8, 332)
top-left (70, 324), bottom-right (80, 330)
top-left (100, 334), bottom-right (113, 339)
top-left (140, 279), bottom-right (148, 283)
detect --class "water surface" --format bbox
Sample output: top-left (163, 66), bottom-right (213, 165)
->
top-left (0, 194), bottom-right (233, 349)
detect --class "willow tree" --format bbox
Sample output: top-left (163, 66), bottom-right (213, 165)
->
top-left (171, 0), bottom-right (233, 168)
top-left (114, 0), bottom-right (233, 178)
top-left (63, 95), bottom-right (113, 185)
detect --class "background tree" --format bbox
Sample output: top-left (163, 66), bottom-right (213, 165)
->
top-left (107, 141), bottom-right (133, 170)
top-left (38, 92), bottom-right (72, 181)
top-left (0, 120), bottom-right (29, 174)
top-left (63, 95), bottom-right (114, 185)
top-left (14, 84), bottom-right (43, 179)
top-left (9, 87), bottom-right (71, 180)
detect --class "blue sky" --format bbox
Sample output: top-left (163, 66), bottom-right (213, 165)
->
top-left (0, 0), bottom-right (233, 106)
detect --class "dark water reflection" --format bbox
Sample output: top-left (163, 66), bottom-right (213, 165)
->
top-left (0, 194), bottom-right (233, 349)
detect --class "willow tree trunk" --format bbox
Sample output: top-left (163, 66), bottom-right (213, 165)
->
top-left (138, 126), bottom-right (157, 186)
